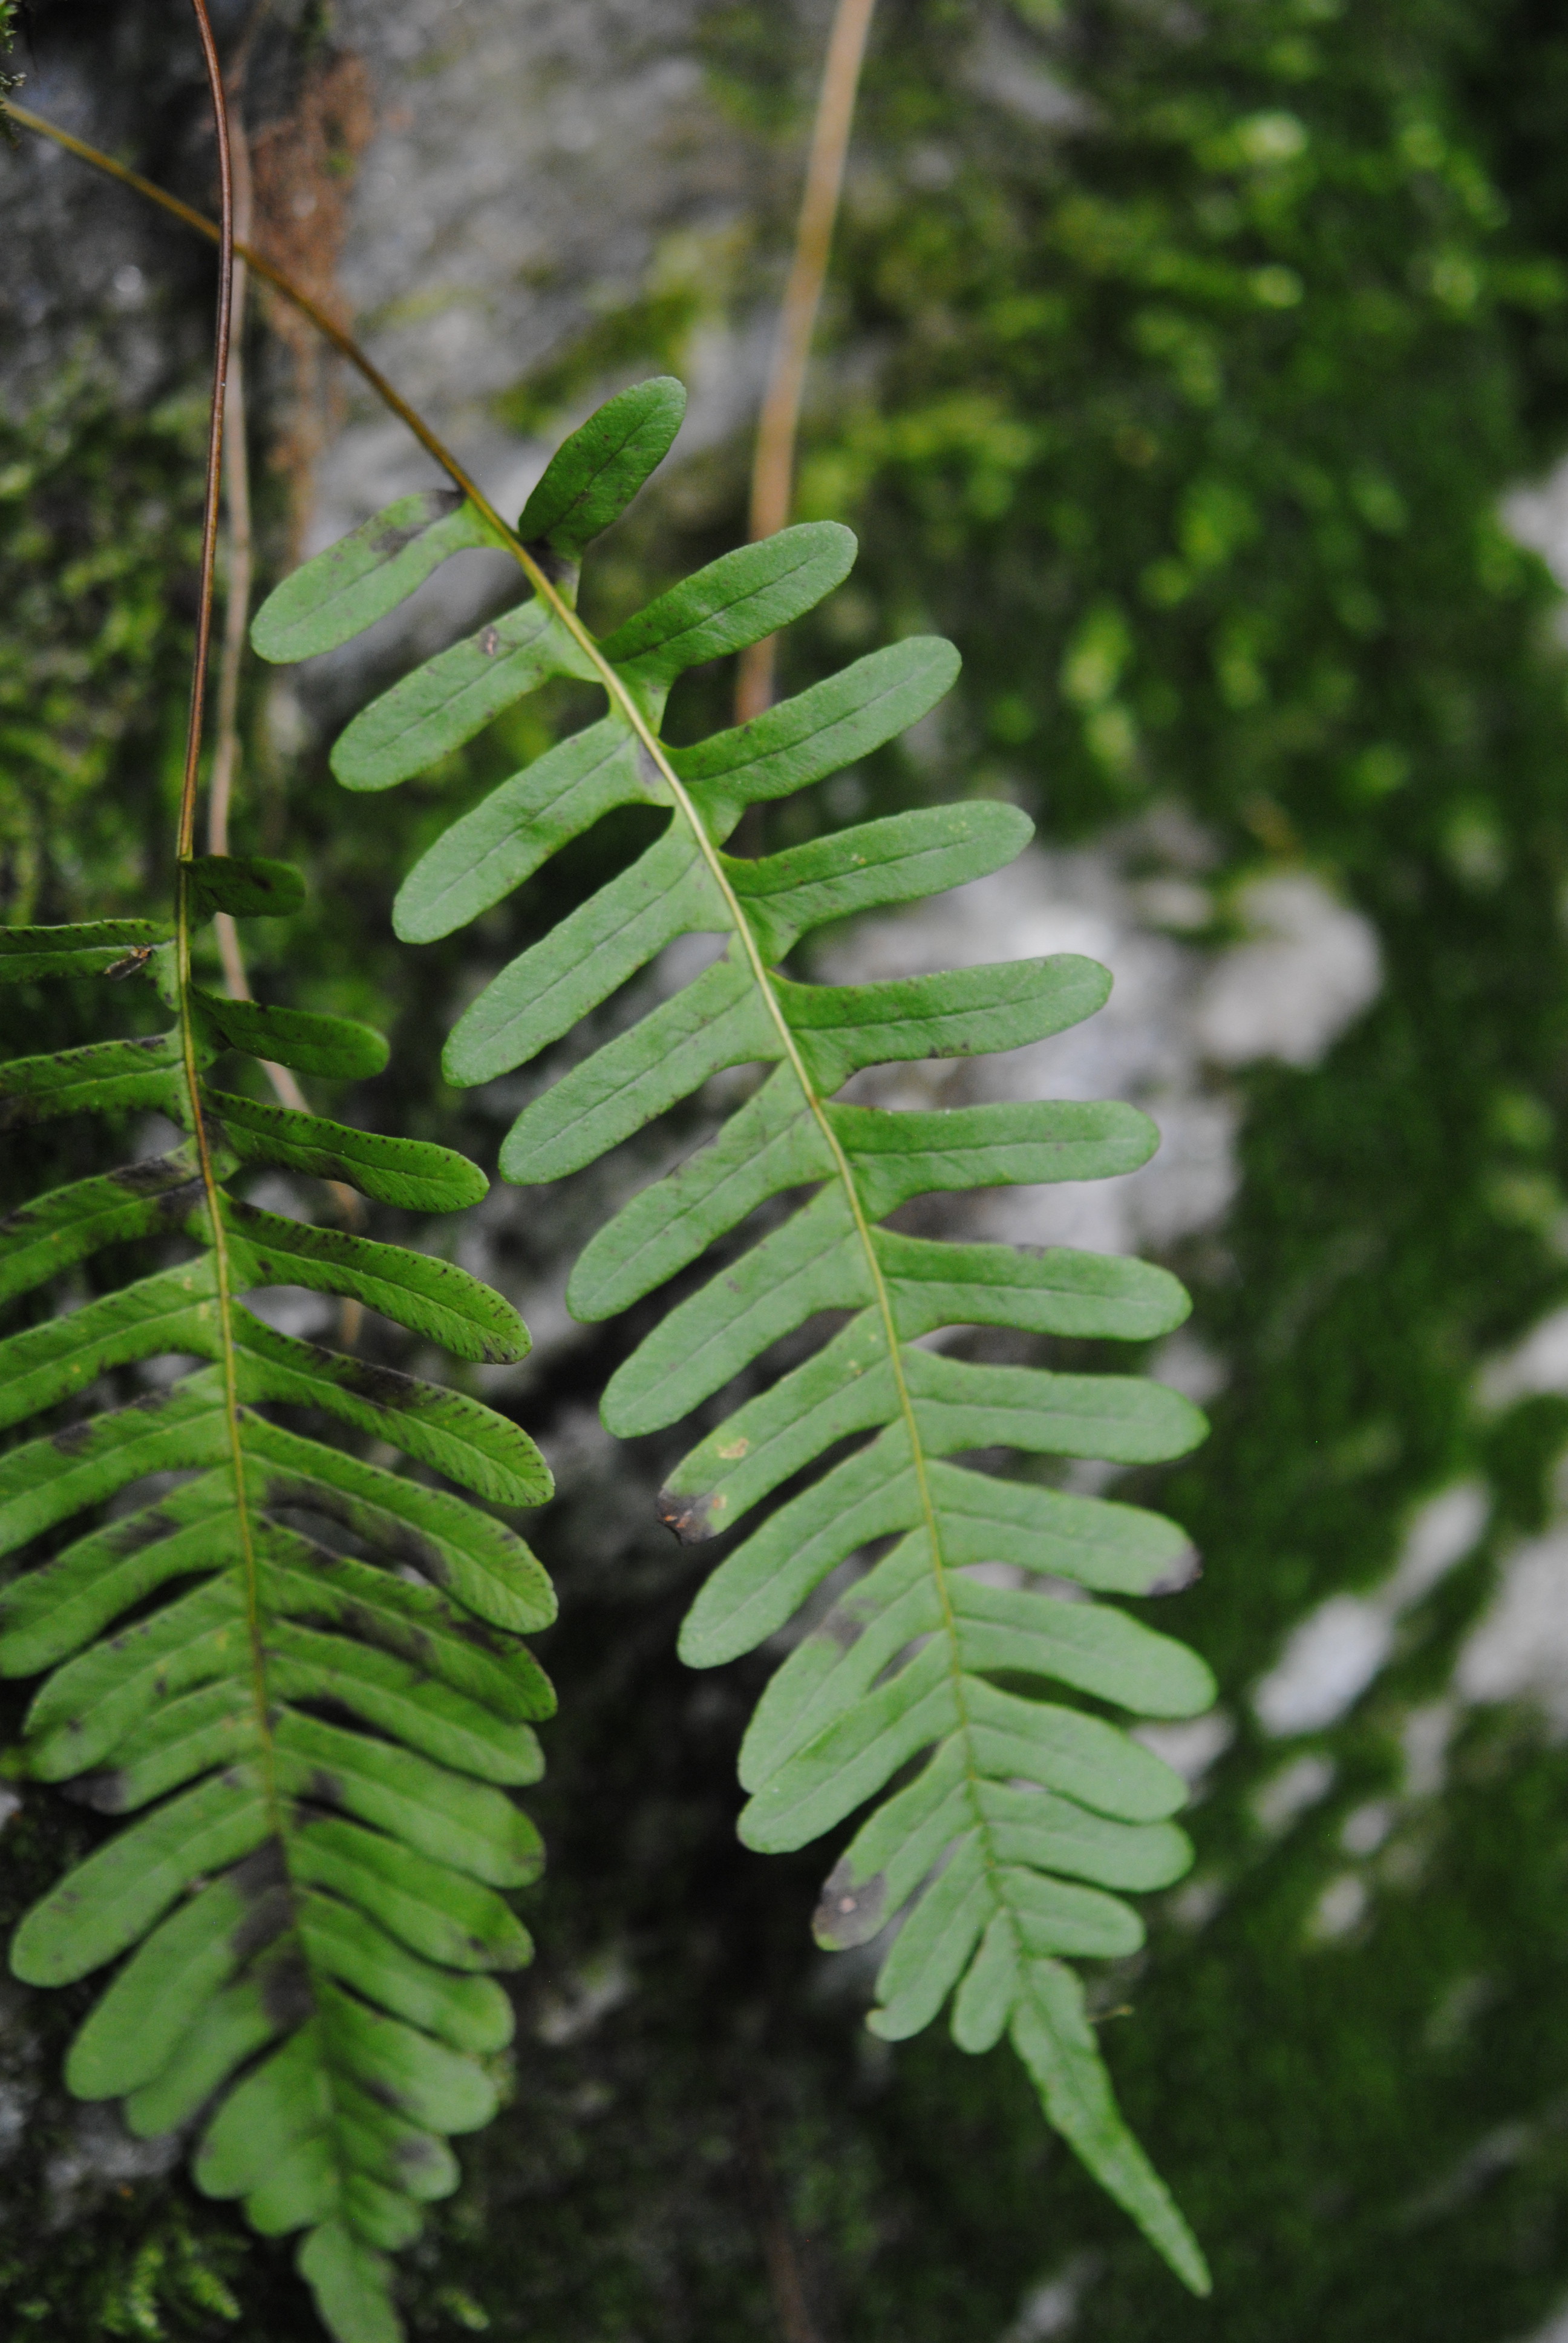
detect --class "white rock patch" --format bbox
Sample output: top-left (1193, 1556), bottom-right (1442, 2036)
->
top-left (1194, 872), bottom-right (1382, 1071)
top-left (1253, 1481), bottom-right (1488, 1735)
top-left (1457, 1527), bottom-right (1568, 1731)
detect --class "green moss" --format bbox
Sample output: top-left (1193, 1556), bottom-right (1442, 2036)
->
top-left (0, 369), bottom-right (204, 923)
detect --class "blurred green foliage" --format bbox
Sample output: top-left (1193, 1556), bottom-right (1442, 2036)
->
top-left (0, 371), bottom-right (203, 922)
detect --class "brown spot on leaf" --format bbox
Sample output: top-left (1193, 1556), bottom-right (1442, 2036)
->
top-left (1146, 1545), bottom-right (1203, 1597)
top-left (811, 1860), bottom-right (886, 1950)
top-left (820, 1607), bottom-right (864, 1652)
top-left (51, 1421), bottom-right (96, 1457)
top-left (105, 946), bottom-right (155, 982)
top-left (480, 626), bottom-right (501, 657)
top-left (656, 1487), bottom-right (722, 1544)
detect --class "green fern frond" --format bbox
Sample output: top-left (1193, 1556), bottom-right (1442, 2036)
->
top-left (253, 378), bottom-right (1214, 2293)
top-left (1, 882), bottom-right (554, 2343)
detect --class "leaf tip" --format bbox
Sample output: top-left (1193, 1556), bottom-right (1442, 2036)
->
top-left (812, 1858), bottom-right (887, 1949)
top-left (655, 1484), bottom-right (724, 1544)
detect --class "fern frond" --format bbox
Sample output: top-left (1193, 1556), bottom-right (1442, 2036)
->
top-left (253, 379), bottom-right (1215, 2293)
top-left (1, 877), bottom-right (553, 2343)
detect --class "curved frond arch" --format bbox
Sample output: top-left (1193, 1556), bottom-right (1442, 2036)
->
top-left (255, 378), bottom-right (1214, 2294)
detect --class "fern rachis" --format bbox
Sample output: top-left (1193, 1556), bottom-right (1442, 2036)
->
top-left (253, 376), bottom-right (1217, 2292)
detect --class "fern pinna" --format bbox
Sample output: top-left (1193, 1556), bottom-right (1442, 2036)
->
top-left (0, 882), bottom-right (554, 2343)
top-left (253, 376), bottom-right (1217, 2291)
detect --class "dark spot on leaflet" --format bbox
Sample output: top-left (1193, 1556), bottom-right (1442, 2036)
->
top-left (359, 2074), bottom-right (404, 2114)
top-left (260, 1948), bottom-right (315, 2029)
top-left (635, 742), bottom-right (663, 792)
top-left (231, 1884), bottom-right (292, 1962)
top-left (1146, 1545), bottom-right (1203, 1597)
top-left (231, 1841), bottom-right (287, 1900)
top-left (394, 2129), bottom-right (443, 2172)
top-left (108, 1154), bottom-right (198, 1201)
top-left (307, 1351), bottom-right (425, 1411)
top-left (131, 1388), bottom-right (174, 1415)
top-left (522, 539), bottom-right (580, 590)
top-left (820, 1607), bottom-right (864, 1651)
top-left (370, 488), bottom-right (460, 557)
top-left (51, 1420), bottom-right (96, 1457)
top-left (334, 1593), bottom-right (439, 1672)
top-left (260, 1474), bottom-right (447, 1581)
top-left (811, 1860), bottom-right (886, 1950)
top-left (656, 1487), bottom-right (724, 1544)
top-left (63, 1771), bottom-right (128, 1814)
top-left (305, 1768), bottom-right (345, 1810)
top-left (452, 1617), bottom-right (510, 1654)
top-left (104, 1509), bottom-right (177, 1556)
top-left (105, 945), bottom-right (155, 981)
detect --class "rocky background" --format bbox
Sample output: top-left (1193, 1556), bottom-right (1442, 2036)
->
top-left (9, 1), bottom-right (1568, 2337)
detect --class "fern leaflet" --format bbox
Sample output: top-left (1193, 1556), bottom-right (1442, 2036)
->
top-left (253, 377), bottom-right (1215, 2292)
top-left (0, 871), bottom-right (554, 2343)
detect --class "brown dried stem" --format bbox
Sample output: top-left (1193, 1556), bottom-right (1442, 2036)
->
top-left (734, 0), bottom-right (877, 726)
top-left (174, 0), bottom-right (234, 870)
top-left (203, 26), bottom-right (316, 1119)
top-left (208, 44), bottom-right (261, 999)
